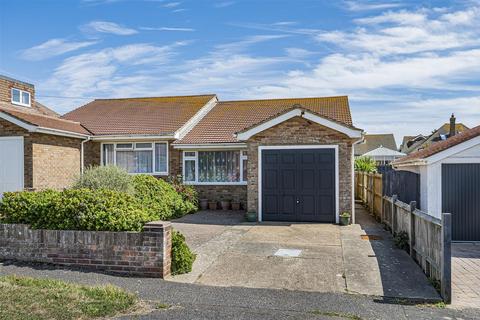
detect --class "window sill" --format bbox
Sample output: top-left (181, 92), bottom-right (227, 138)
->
top-left (184, 182), bottom-right (247, 186)
top-left (11, 101), bottom-right (31, 108)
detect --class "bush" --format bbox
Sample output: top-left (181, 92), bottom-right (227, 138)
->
top-left (393, 231), bottom-right (409, 251)
top-left (0, 189), bottom-right (152, 232)
top-left (354, 156), bottom-right (378, 173)
top-left (171, 230), bottom-right (196, 275)
top-left (133, 175), bottom-right (196, 220)
top-left (168, 175), bottom-right (198, 208)
top-left (73, 166), bottom-right (134, 194)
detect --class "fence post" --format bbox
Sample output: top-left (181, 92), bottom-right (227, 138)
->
top-left (391, 194), bottom-right (398, 235)
top-left (441, 213), bottom-right (452, 304)
top-left (409, 201), bottom-right (416, 258)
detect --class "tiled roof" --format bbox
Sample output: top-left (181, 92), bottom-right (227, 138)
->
top-left (62, 95), bottom-right (216, 136)
top-left (176, 96), bottom-right (354, 144)
top-left (0, 104), bottom-right (90, 135)
top-left (394, 124), bottom-right (480, 164)
top-left (354, 134), bottom-right (397, 155)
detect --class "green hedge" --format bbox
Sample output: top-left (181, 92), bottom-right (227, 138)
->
top-left (0, 189), bottom-right (152, 232)
top-left (171, 230), bottom-right (196, 275)
top-left (133, 175), bottom-right (197, 220)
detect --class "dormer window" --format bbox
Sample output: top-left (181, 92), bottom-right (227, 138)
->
top-left (11, 88), bottom-right (31, 107)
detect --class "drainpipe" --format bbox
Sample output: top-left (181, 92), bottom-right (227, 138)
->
top-left (80, 136), bottom-right (91, 174)
top-left (351, 136), bottom-right (365, 224)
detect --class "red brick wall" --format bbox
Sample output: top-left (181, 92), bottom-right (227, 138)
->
top-left (246, 116), bottom-right (355, 215)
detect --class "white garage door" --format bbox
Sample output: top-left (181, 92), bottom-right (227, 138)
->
top-left (0, 137), bottom-right (24, 197)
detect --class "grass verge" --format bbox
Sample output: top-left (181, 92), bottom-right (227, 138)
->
top-left (0, 275), bottom-right (138, 320)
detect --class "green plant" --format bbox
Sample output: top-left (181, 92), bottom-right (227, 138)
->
top-left (167, 175), bottom-right (199, 209)
top-left (133, 175), bottom-right (196, 220)
top-left (73, 165), bottom-right (134, 194)
top-left (0, 189), bottom-right (153, 232)
top-left (340, 212), bottom-right (351, 218)
top-left (354, 156), bottom-right (377, 173)
top-left (171, 230), bottom-right (196, 275)
top-left (393, 231), bottom-right (409, 251)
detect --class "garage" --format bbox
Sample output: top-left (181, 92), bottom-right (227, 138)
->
top-left (260, 146), bottom-right (338, 223)
top-left (442, 164), bottom-right (480, 241)
top-left (0, 136), bottom-right (24, 197)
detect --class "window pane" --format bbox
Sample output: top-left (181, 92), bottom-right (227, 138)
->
top-left (136, 142), bottom-right (152, 149)
top-left (21, 91), bottom-right (30, 105)
top-left (155, 143), bottom-right (167, 173)
top-left (12, 89), bottom-right (20, 103)
top-left (242, 158), bottom-right (248, 182)
top-left (102, 144), bottom-right (114, 166)
top-left (116, 143), bottom-right (133, 149)
top-left (185, 160), bottom-right (195, 182)
top-left (185, 151), bottom-right (195, 157)
top-left (198, 151), bottom-right (240, 182)
top-left (116, 150), bottom-right (152, 173)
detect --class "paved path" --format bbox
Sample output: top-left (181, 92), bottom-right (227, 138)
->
top-left (0, 262), bottom-right (477, 320)
top-left (452, 242), bottom-right (480, 309)
top-left (341, 204), bottom-right (440, 300)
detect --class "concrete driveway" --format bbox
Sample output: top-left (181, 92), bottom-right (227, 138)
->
top-left (171, 207), bottom-right (439, 301)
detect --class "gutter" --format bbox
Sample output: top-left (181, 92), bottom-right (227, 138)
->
top-left (91, 134), bottom-right (176, 141)
top-left (351, 135), bottom-right (365, 224)
top-left (392, 159), bottom-right (427, 169)
top-left (80, 136), bottom-right (91, 174)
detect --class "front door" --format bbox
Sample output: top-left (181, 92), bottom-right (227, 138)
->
top-left (261, 148), bottom-right (336, 222)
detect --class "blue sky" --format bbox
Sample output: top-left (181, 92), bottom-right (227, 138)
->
top-left (1, 0), bottom-right (480, 143)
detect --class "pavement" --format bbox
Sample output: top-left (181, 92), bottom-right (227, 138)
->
top-left (452, 242), bottom-right (480, 309)
top-left (170, 206), bottom-right (440, 301)
top-left (0, 261), bottom-right (477, 320)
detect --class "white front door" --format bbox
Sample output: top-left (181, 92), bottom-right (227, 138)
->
top-left (0, 136), bottom-right (24, 197)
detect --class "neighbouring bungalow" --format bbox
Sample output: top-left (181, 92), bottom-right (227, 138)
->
top-left (354, 133), bottom-right (397, 157)
top-left (0, 75), bottom-right (364, 223)
top-left (393, 124), bottom-right (480, 241)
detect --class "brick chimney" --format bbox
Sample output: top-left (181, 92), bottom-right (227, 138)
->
top-left (449, 113), bottom-right (456, 138)
top-left (0, 75), bottom-right (35, 107)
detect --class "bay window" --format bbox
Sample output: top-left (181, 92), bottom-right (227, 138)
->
top-left (183, 150), bottom-right (247, 184)
top-left (101, 142), bottom-right (168, 175)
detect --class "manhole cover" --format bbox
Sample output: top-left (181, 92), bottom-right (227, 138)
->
top-left (274, 249), bottom-right (302, 257)
top-left (361, 235), bottom-right (383, 240)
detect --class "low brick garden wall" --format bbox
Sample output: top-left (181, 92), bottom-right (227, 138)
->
top-left (0, 221), bottom-right (172, 278)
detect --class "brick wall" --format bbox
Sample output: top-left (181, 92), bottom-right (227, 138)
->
top-left (246, 116), bottom-right (355, 215)
top-left (194, 185), bottom-right (247, 207)
top-left (0, 119), bottom-right (83, 190)
top-left (0, 221), bottom-right (172, 278)
top-left (0, 76), bottom-right (35, 106)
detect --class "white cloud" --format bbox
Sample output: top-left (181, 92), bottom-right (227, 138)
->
top-left (21, 39), bottom-right (97, 61)
top-left (214, 1), bottom-right (235, 8)
top-left (163, 2), bottom-right (181, 8)
top-left (140, 26), bottom-right (195, 32)
top-left (81, 21), bottom-right (138, 35)
top-left (344, 1), bottom-right (403, 11)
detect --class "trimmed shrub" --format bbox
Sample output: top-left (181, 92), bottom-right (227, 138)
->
top-left (354, 156), bottom-right (378, 173)
top-left (72, 166), bottom-right (134, 194)
top-left (171, 230), bottom-right (196, 275)
top-left (168, 175), bottom-right (198, 209)
top-left (133, 175), bottom-right (196, 220)
top-left (0, 189), bottom-right (151, 232)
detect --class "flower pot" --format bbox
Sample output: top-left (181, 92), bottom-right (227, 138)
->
top-left (199, 199), bottom-right (209, 211)
top-left (208, 201), bottom-right (217, 210)
top-left (220, 200), bottom-right (231, 210)
top-left (246, 211), bottom-right (257, 222)
top-left (339, 216), bottom-right (350, 226)
top-left (231, 202), bottom-right (241, 211)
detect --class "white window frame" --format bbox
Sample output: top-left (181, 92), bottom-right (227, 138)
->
top-left (182, 149), bottom-right (248, 185)
top-left (100, 141), bottom-right (169, 175)
top-left (11, 88), bottom-right (31, 107)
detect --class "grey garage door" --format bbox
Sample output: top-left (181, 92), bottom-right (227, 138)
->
top-left (442, 164), bottom-right (480, 241)
top-left (261, 148), bottom-right (336, 222)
